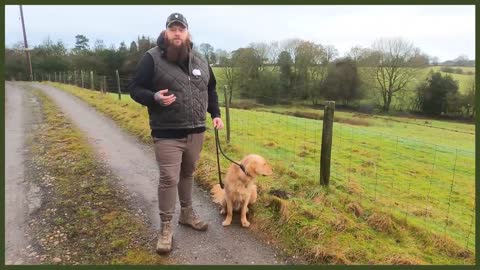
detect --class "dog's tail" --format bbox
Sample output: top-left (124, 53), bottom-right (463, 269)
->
top-left (210, 184), bottom-right (225, 205)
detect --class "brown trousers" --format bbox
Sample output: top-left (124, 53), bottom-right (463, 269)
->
top-left (153, 132), bottom-right (205, 222)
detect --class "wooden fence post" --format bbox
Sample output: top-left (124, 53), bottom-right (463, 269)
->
top-left (116, 70), bottom-right (122, 100)
top-left (81, 70), bottom-right (85, 88)
top-left (103, 76), bottom-right (107, 94)
top-left (320, 101), bottom-right (335, 186)
top-left (90, 71), bottom-right (94, 90)
top-left (223, 85), bottom-right (231, 143)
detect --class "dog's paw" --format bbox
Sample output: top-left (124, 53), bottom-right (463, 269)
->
top-left (241, 220), bottom-right (250, 228)
top-left (222, 220), bottom-right (231, 226)
top-left (220, 208), bottom-right (225, 215)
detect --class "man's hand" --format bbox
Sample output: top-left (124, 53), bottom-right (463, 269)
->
top-left (213, 117), bottom-right (224, 129)
top-left (154, 89), bottom-right (176, 106)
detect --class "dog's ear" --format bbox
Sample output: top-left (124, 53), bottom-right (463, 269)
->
top-left (244, 155), bottom-right (257, 177)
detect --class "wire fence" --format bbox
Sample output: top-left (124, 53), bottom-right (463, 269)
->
top-left (30, 70), bottom-right (134, 98)
top-left (217, 92), bottom-right (475, 252)
top-left (27, 70), bottom-right (475, 252)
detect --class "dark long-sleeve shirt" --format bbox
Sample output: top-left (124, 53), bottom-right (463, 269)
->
top-left (128, 53), bottom-right (221, 138)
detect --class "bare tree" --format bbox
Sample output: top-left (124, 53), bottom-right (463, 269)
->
top-left (324, 45), bottom-right (339, 63)
top-left (199, 43), bottom-right (215, 64)
top-left (281, 38), bottom-right (303, 68)
top-left (364, 38), bottom-right (427, 112)
top-left (347, 45), bottom-right (372, 64)
top-left (94, 39), bottom-right (106, 52)
top-left (215, 49), bottom-right (228, 65)
top-left (221, 53), bottom-right (236, 104)
top-left (454, 54), bottom-right (469, 66)
top-left (268, 41), bottom-right (281, 68)
top-left (249, 42), bottom-right (270, 69)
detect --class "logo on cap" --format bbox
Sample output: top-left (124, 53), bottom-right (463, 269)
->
top-left (166, 12), bottom-right (188, 28)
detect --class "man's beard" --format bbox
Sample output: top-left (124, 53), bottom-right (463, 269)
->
top-left (165, 36), bottom-right (191, 63)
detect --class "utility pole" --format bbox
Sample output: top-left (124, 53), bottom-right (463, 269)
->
top-left (19, 5), bottom-right (33, 81)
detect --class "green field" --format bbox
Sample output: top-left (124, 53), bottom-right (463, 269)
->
top-left (213, 106), bottom-right (475, 250)
top-left (44, 82), bottom-right (475, 264)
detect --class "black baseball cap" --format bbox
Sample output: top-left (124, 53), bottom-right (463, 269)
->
top-left (166, 13), bottom-right (188, 29)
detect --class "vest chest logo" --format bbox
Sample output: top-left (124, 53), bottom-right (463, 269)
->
top-left (192, 69), bottom-right (201, 76)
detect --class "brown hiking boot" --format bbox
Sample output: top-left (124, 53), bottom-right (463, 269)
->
top-left (178, 206), bottom-right (208, 231)
top-left (156, 221), bottom-right (173, 254)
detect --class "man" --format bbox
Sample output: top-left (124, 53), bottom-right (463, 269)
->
top-left (129, 12), bottom-right (224, 254)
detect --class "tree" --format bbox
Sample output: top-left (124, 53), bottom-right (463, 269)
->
top-left (232, 47), bottom-right (263, 78)
top-left (129, 41), bottom-right (138, 53)
top-left (268, 41), bottom-right (281, 67)
top-left (210, 53), bottom-right (217, 66)
top-left (231, 47), bottom-right (263, 97)
top-left (416, 72), bottom-right (459, 116)
top-left (73, 34), bottom-right (89, 54)
top-left (322, 57), bottom-right (362, 105)
top-left (324, 45), bottom-right (338, 63)
top-left (461, 77), bottom-right (475, 118)
top-left (281, 38), bottom-right (302, 63)
top-left (215, 49), bottom-right (229, 66)
top-left (254, 70), bottom-right (282, 105)
top-left (221, 55), bottom-right (236, 104)
top-left (118, 41), bottom-right (128, 53)
top-left (5, 43), bottom-right (26, 80)
top-left (365, 38), bottom-right (427, 112)
top-left (277, 51), bottom-right (294, 98)
top-left (453, 55), bottom-right (469, 66)
top-left (199, 43), bottom-right (215, 64)
top-left (294, 41), bottom-right (327, 104)
top-left (347, 46), bottom-right (365, 63)
top-left (93, 39), bottom-right (106, 52)
top-left (249, 42), bottom-right (269, 66)
top-left (31, 38), bottom-right (70, 74)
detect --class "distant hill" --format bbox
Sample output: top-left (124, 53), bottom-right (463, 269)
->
top-left (440, 59), bottom-right (475, 67)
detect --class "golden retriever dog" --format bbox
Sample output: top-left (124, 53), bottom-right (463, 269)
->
top-left (211, 154), bottom-right (273, 227)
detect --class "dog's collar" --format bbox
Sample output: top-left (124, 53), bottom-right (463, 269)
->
top-left (239, 163), bottom-right (251, 177)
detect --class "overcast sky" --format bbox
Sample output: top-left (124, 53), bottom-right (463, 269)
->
top-left (5, 5), bottom-right (475, 62)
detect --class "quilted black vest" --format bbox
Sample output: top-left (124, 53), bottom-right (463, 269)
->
top-left (146, 46), bottom-right (210, 130)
